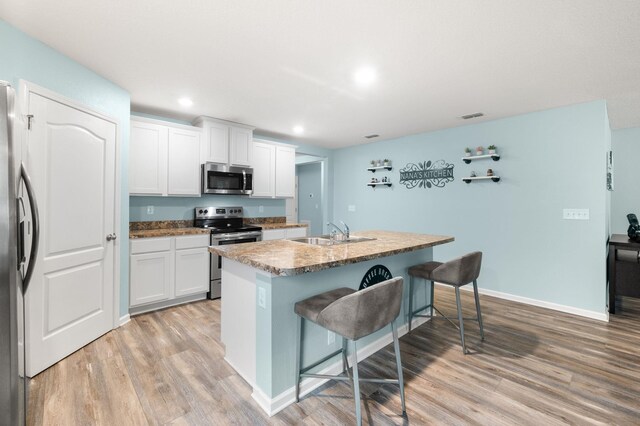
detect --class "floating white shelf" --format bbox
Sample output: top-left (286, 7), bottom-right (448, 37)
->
top-left (367, 182), bottom-right (392, 188)
top-left (462, 176), bottom-right (500, 183)
top-left (462, 154), bottom-right (500, 164)
top-left (367, 166), bottom-right (392, 172)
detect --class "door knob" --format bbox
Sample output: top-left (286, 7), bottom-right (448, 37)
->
top-left (106, 233), bottom-right (117, 241)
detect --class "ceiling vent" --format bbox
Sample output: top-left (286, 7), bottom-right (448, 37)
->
top-left (461, 112), bottom-right (484, 120)
top-left (364, 134), bottom-right (379, 139)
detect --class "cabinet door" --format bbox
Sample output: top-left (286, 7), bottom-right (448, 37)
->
top-left (175, 247), bottom-right (209, 297)
top-left (251, 141), bottom-right (275, 197)
top-left (285, 227), bottom-right (308, 239)
top-left (130, 121), bottom-right (168, 195)
top-left (168, 128), bottom-right (201, 196)
top-left (201, 121), bottom-right (229, 164)
top-left (130, 251), bottom-right (173, 307)
top-left (230, 126), bottom-right (253, 166)
top-left (262, 229), bottom-right (287, 240)
top-left (275, 145), bottom-right (296, 198)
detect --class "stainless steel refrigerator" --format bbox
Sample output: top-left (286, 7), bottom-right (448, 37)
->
top-left (0, 82), bottom-right (39, 426)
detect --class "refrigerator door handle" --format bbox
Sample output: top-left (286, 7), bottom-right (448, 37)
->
top-left (20, 163), bottom-right (39, 293)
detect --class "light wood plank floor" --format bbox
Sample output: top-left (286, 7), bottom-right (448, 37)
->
top-left (28, 287), bottom-right (640, 425)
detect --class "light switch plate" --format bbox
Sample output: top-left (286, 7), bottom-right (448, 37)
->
top-left (563, 208), bottom-right (589, 220)
top-left (146, 205), bottom-right (154, 215)
top-left (348, 205), bottom-right (356, 212)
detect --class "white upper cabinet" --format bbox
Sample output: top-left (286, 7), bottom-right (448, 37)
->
top-left (252, 141), bottom-right (276, 197)
top-left (193, 116), bottom-right (254, 166)
top-left (130, 117), bottom-right (202, 197)
top-left (275, 145), bottom-right (296, 197)
top-left (167, 128), bottom-right (201, 195)
top-left (130, 121), bottom-right (168, 195)
top-left (199, 119), bottom-right (229, 164)
top-left (251, 139), bottom-right (296, 198)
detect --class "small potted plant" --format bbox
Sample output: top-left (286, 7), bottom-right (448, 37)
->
top-left (486, 168), bottom-right (494, 176)
top-left (476, 146), bottom-right (484, 156)
top-left (383, 159), bottom-right (391, 167)
top-left (470, 171), bottom-right (477, 177)
top-left (488, 144), bottom-right (497, 155)
top-left (370, 160), bottom-right (376, 168)
top-left (464, 147), bottom-right (472, 157)
top-left (376, 159), bottom-right (382, 167)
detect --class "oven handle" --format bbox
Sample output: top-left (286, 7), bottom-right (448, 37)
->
top-left (211, 231), bottom-right (262, 242)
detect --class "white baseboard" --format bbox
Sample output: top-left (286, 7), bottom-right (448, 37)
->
top-left (118, 314), bottom-right (130, 327)
top-left (251, 315), bottom-right (430, 417)
top-left (448, 283), bottom-right (609, 322)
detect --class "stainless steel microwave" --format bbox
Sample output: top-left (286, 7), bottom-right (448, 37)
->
top-left (202, 163), bottom-right (253, 195)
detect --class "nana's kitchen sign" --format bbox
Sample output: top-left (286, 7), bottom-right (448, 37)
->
top-left (399, 160), bottom-right (455, 189)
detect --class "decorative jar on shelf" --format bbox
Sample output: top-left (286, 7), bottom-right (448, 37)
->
top-left (475, 146), bottom-right (484, 156)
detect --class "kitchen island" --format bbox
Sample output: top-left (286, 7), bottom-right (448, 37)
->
top-left (210, 230), bottom-right (453, 415)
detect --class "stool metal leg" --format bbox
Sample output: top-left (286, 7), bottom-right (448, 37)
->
top-left (454, 287), bottom-right (467, 354)
top-left (342, 337), bottom-right (352, 381)
top-left (473, 280), bottom-right (485, 341)
top-left (430, 280), bottom-right (435, 317)
top-left (391, 321), bottom-right (406, 415)
top-left (351, 340), bottom-right (362, 426)
top-left (408, 275), bottom-right (414, 333)
top-left (294, 315), bottom-right (303, 402)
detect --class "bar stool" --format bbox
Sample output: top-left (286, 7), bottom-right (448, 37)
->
top-left (407, 251), bottom-right (484, 354)
top-left (294, 277), bottom-right (406, 425)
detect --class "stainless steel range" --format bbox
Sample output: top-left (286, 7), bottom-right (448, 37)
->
top-left (194, 206), bottom-right (262, 299)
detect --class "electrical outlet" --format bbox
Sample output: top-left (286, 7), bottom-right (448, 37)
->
top-left (348, 205), bottom-right (356, 212)
top-left (258, 287), bottom-right (266, 308)
top-left (259, 205), bottom-right (264, 213)
top-left (146, 206), bottom-right (154, 215)
top-left (563, 208), bottom-right (590, 220)
top-left (327, 331), bottom-right (336, 345)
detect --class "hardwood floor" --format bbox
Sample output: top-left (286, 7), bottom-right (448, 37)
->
top-left (28, 288), bottom-right (640, 425)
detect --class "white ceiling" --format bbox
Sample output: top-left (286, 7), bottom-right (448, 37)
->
top-left (2, 1), bottom-right (640, 148)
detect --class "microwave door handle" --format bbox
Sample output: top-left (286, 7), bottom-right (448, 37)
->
top-left (242, 170), bottom-right (247, 191)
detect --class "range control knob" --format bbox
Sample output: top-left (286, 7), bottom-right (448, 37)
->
top-left (198, 209), bottom-right (203, 214)
top-left (204, 209), bottom-right (208, 214)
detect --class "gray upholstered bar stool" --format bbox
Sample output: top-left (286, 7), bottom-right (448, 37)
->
top-left (407, 251), bottom-right (484, 354)
top-left (294, 277), bottom-right (406, 426)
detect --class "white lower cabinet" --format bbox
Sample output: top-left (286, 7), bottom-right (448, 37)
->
top-left (262, 227), bottom-right (308, 241)
top-left (130, 234), bottom-right (210, 313)
top-left (130, 250), bottom-right (173, 306)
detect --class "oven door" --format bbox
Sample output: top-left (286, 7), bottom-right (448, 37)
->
top-left (202, 163), bottom-right (253, 195)
top-left (209, 232), bottom-right (262, 299)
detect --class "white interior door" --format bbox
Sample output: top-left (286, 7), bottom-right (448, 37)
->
top-left (24, 90), bottom-right (117, 376)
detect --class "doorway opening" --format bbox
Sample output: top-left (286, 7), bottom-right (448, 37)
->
top-left (293, 153), bottom-right (326, 236)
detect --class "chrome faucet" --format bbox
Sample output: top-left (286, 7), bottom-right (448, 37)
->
top-left (327, 221), bottom-right (349, 239)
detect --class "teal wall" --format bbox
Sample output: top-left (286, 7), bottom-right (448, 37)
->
top-left (332, 101), bottom-right (610, 315)
top-left (0, 20), bottom-right (132, 317)
top-left (611, 127), bottom-right (640, 233)
top-left (129, 195), bottom-right (284, 221)
top-left (297, 162), bottom-right (323, 235)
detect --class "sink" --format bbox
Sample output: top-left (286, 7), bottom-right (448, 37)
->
top-left (288, 237), bottom-right (334, 246)
top-left (288, 235), bottom-right (376, 245)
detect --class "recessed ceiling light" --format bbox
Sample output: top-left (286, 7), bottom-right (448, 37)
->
top-left (178, 97), bottom-right (193, 107)
top-left (353, 66), bottom-right (376, 87)
top-left (293, 125), bottom-right (304, 135)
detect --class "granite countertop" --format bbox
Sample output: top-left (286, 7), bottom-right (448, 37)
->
top-left (129, 227), bottom-right (211, 239)
top-left (209, 230), bottom-right (454, 276)
top-left (259, 223), bottom-right (309, 230)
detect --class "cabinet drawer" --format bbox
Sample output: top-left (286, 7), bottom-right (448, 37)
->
top-left (130, 237), bottom-right (172, 254)
top-left (262, 229), bottom-right (286, 240)
top-left (286, 227), bottom-right (308, 239)
top-left (175, 234), bottom-right (210, 250)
